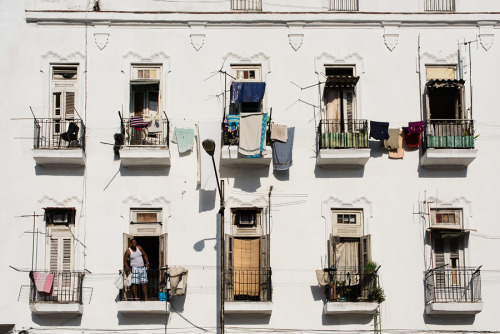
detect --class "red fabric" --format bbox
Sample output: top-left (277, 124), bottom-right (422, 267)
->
top-left (403, 127), bottom-right (420, 147)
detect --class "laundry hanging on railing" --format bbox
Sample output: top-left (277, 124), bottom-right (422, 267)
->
top-left (272, 127), bottom-right (295, 170)
top-left (246, 113), bottom-right (268, 158)
top-left (33, 272), bottom-right (54, 296)
top-left (369, 121), bottom-right (389, 140)
top-left (230, 82), bottom-right (266, 104)
top-left (271, 124), bottom-right (288, 143)
top-left (196, 121), bottom-right (221, 191)
top-left (168, 267), bottom-right (188, 297)
top-left (239, 112), bottom-right (264, 156)
top-left (388, 130), bottom-right (404, 159)
top-left (408, 121), bottom-right (424, 134)
top-left (384, 128), bottom-right (400, 150)
top-left (172, 127), bottom-right (194, 153)
top-left (226, 114), bottom-right (240, 132)
top-left (130, 116), bottom-right (148, 129)
top-left (403, 127), bottom-right (421, 148)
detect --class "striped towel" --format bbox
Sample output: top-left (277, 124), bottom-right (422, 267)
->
top-left (247, 113), bottom-right (267, 158)
top-left (33, 272), bottom-right (54, 294)
top-left (226, 115), bottom-right (240, 132)
top-left (130, 116), bottom-right (148, 128)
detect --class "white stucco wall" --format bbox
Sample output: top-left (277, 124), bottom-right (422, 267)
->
top-left (1, 1), bottom-right (499, 333)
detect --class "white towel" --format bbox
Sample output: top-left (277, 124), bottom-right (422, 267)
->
top-left (197, 121), bottom-right (221, 191)
top-left (271, 124), bottom-right (288, 142)
top-left (239, 112), bottom-right (263, 156)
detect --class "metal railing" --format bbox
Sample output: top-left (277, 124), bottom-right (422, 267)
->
top-left (423, 119), bottom-right (475, 150)
top-left (33, 118), bottom-right (86, 151)
top-left (425, 267), bottom-right (481, 303)
top-left (231, 0), bottom-right (262, 11)
top-left (224, 269), bottom-right (272, 302)
top-left (425, 0), bottom-right (455, 12)
top-left (120, 268), bottom-right (168, 301)
top-left (325, 270), bottom-right (378, 302)
top-left (29, 271), bottom-right (85, 303)
top-left (329, 0), bottom-right (359, 11)
top-left (123, 118), bottom-right (169, 147)
top-left (223, 114), bottom-right (271, 147)
top-left (318, 119), bottom-right (369, 149)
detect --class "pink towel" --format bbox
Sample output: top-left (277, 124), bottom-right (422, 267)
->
top-left (34, 272), bottom-right (54, 294)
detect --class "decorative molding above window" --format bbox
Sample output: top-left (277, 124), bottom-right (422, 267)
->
top-left (314, 52), bottom-right (364, 78)
top-left (222, 52), bottom-right (271, 82)
top-left (382, 21), bottom-right (401, 52)
top-left (321, 196), bottom-right (372, 236)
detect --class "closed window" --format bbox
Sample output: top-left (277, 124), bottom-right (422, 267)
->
top-left (50, 66), bottom-right (78, 136)
top-left (430, 209), bottom-right (462, 229)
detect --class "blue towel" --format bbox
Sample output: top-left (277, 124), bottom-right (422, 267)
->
top-left (247, 113), bottom-right (267, 158)
top-left (230, 82), bottom-right (266, 104)
top-left (272, 127), bottom-right (295, 170)
top-left (370, 121), bottom-right (390, 140)
top-left (172, 127), bottom-right (194, 153)
top-left (226, 115), bottom-right (240, 132)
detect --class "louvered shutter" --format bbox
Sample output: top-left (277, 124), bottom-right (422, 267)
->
top-left (343, 89), bottom-right (354, 132)
top-left (65, 91), bottom-right (75, 119)
top-left (434, 238), bottom-right (445, 268)
top-left (360, 235), bottom-right (372, 268)
top-left (62, 238), bottom-right (72, 272)
top-left (224, 235), bottom-right (234, 300)
top-left (328, 234), bottom-right (336, 268)
top-left (260, 235), bottom-right (270, 301)
top-left (50, 238), bottom-right (59, 272)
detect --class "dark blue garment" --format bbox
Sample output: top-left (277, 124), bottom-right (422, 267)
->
top-left (369, 121), bottom-right (390, 140)
top-left (272, 127), bottom-right (295, 170)
top-left (230, 82), bottom-right (266, 104)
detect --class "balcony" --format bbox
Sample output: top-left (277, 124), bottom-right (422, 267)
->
top-left (425, 0), bottom-right (455, 12)
top-left (119, 118), bottom-right (171, 168)
top-left (221, 115), bottom-right (272, 166)
top-left (32, 118), bottom-right (86, 167)
top-left (317, 120), bottom-right (370, 167)
top-left (324, 269), bottom-right (380, 315)
top-left (29, 271), bottom-right (85, 315)
top-left (329, 0), bottom-right (358, 11)
top-left (421, 120), bottom-right (477, 168)
top-left (117, 269), bottom-right (170, 314)
top-left (224, 269), bottom-right (273, 314)
top-left (425, 267), bottom-right (483, 315)
top-left (231, 0), bottom-right (261, 11)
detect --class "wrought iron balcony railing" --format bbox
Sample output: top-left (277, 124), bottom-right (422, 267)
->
top-left (329, 0), bottom-right (359, 11)
top-left (33, 118), bottom-right (86, 151)
top-left (425, 267), bottom-right (482, 304)
top-left (423, 119), bottom-right (475, 150)
top-left (122, 118), bottom-right (169, 147)
top-left (425, 0), bottom-right (455, 12)
top-left (231, 0), bottom-right (262, 11)
top-left (120, 268), bottom-right (168, 301)
top-left (224, 269), bottom-right (272, 302)
top-left (29, 271), bottom-right (85, 304)
top-left (325, 269), bottom-right (379, 302)
top-left (318, 119), bottom-right (369, 149)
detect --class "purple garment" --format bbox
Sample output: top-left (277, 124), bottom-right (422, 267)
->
top-left (230, 82), bottom-right (266, 104)
top-left (408, 121), bottom-right (424, 134)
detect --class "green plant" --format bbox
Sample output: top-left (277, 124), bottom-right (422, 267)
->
top-left (335, 281), bottom-right (352, 300)
top-left (364, 261), bottom-right (378, 275)
top-left (368, 286), bottom-right (386, 304)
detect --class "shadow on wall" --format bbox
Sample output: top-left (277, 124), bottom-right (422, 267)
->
top-left (313, 164), bottom-right (365, 178)
top-left (199, 189), bottom-right (216, 212)
top-left (193, 237), bottom-right (217, 252)
top-left (310, 285), bottom-right (325, 301)
top-left (119, 166), bottom-right (170, 177)
top-left (220, 166), bottom-right (270, 192)
top-left (322, 312), bottom-right (374, 325)
top-left (117, 312), bottom-right (167, 325)
top-left (35, 165), bottom-right (85, 177)
top-left (422, 312), bottom-right (476, 325)
top-left (417, 165), bottom-right (468, 178)
top-left (31, 314), bottom-right (82, 327)
top-left (225, 314), bottom-right (271, 325)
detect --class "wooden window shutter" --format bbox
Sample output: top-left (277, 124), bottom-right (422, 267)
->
top-left (360, 235), bottom-right (372, 267)
top-left (62, 238), bottom-right (72, 271)
top-left (159, 233), bottom-right (168, 268)
top-left (224, 235), bottom-right (234, 301)
top-left (343, 89), bottom-right (354, 132)
top-left (260, 235), bottom-right (269, 272)
top-left (123, 233), bottom-right (133, 269)
top-left (328, 234), bottom-right (336, 268)
top-left (50, 238), bottom-right (59, 272)
top-left (65, 91), bottom-right (75, 119)
top-left (260, 235), bottom-right (270, 301)
top-left (225, 234), bottom-right (234, 270)
top-left (434, 238), bottom-right (445, 268)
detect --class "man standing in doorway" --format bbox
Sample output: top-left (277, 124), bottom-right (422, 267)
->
top-left (124, 239), bottom-right (150, 300)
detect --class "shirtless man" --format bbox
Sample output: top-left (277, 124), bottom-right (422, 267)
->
top-left (123, 239), bottom-right (150, 300)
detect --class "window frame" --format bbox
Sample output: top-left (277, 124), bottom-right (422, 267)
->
top-left (430, 208), bottom-right (463, 229)
top-left (130, 208), bottom-right (163, 224)
top-left (50, 64), bottom-right (78, 121)
top-left (323, 65), bottom-right (357, 127)
top-left (130, 64), bottom-right (162, 117)
top-left (425, 64), bottom-right (465, 120)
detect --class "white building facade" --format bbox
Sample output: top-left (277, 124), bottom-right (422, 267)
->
top-left (1, 0), bottom-right (500, 333)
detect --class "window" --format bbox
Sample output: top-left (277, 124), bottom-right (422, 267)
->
top-left (232, 208), bottom-right (261, 227)
top-left (231, 0), bottom-right (262, 11)
top-left (329, 0), bottom-right (359, 11)
top-left (50, 65), bottom-right (78, 136)
top-left (45, 208), bottom-right (76, 225)
top-left (45, 208), bottom-right (75, 272)
top-left (323, 66), bottom-right (358, 132)
top-left (332, 209), bottom-right (362, 237)
top-left (130, 65), bottom-right (161, 117)
top-left (130, 208), bottom-right (162, 224)
top-left (430, 209), bottom-right (462, 229)
top-left (229, 65), bottom-right (263, 115)
top-left (426, 65), bottom-right (464, 120)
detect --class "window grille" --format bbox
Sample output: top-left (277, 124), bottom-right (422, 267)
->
top-left (329, 0), bottom-right (358, 11)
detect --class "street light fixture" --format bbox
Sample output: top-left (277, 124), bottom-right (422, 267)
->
top-left (202, 138), bottom-right (225, 334)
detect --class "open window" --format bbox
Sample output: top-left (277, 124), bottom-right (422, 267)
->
top-left (229, 65), bottom-right (264, 115)
top-left (426, 65), bottom-right (464, 120)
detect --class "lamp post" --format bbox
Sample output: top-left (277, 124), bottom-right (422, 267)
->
top-left (202, 139), bottom-right (225, 334)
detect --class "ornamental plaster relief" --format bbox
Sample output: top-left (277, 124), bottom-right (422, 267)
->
top-left (189, 22), bottom-right (207, 51)
top-left (478, 21), bottom-right (496, 51)
top-left (382, 21), bottom-right (401, 52)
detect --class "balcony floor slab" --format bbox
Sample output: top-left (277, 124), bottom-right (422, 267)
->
top-left (30, 302), bottom-right (83, 315)
top-left (117, 301), bottom-right (170, 314)
top-left (33, 149), bottom-right (86, 167)
top-left (324, 302), bottom-right (378, 315)
top-left (420, 148), bottom-right (477, 168)
top-left (425, 302), bottom-right (483, 315)
top-left (224, 301), bottom-right (273, 314)
top-left (317, 148), bottom-right (370, 167)
top-left (120, 147), bottom-right (171, 168)
top-left (221, 146), bottom-right (272, 166)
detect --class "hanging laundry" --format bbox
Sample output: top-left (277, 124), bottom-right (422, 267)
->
top-left (403, 127), bottom-right (421, 148)
top-left (172, 127), bottom-right (194, 153)
top-left (197, 121), bottom-right (221, 191)
top-left (142, 114), bottom-right (153, 123)
top-left (239, 112), bottom-right (264, 156)
top-left (33, 272), bottom-right (54, 295)
top-left (369, 121), bottom-right (389, 140)
top-left (130, 116), bottom-right (148, 128)
top-left (272, 127), bottom-right (295, 170)
top-left (247, 113), bottom-right (268, 158)
top-left (389, 130), bottom-right (404, 159)
top-left (226, 114), bottom-right (240, 132)
top-left (168, 267), bottom-right (189, 297)
top-left (230, 82), bottom-right (266, 104)
top-left (408, 121), bottom-right (424, 134)
top-left (270, 124), bottom-right (288, 143)
top-left (384, 128), bottom-right (400, 150)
